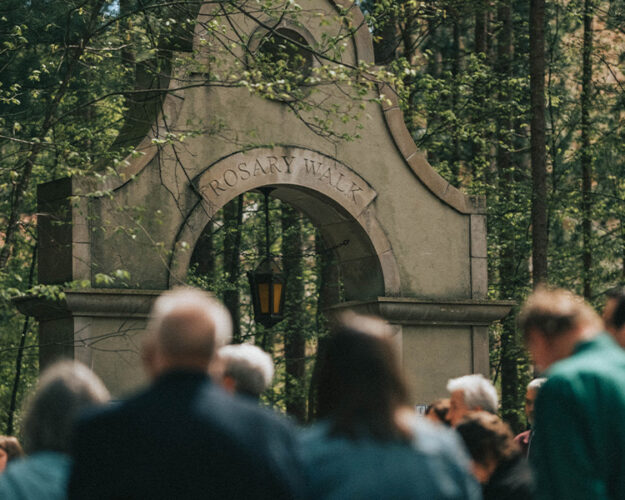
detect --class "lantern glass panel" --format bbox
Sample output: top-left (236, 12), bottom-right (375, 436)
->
top-left (258, 283), bottom-right (270, 313)
top-left (272, 283), bottom-right (283, 314)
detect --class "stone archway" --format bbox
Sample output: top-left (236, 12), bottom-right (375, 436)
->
top-left (169, 146), bottom-right (400, 301)
top-left (16, 0), bottom-right (515, 401)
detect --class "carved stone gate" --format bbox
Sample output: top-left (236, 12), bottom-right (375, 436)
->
top-left (17, 0), bottom-right (512, 403)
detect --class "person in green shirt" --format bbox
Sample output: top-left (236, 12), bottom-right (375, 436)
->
top-left (519, 287), bottom-right (625, 500)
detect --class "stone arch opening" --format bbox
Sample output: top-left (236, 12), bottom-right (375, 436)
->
top-left (177, 170), bottom-right (397, 419)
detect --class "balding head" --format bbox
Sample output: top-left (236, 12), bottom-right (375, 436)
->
top-left (145, 287), bottom-right (232, 376)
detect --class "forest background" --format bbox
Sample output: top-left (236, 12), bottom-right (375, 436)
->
top-left (0, 0), bottom-right (623, 435)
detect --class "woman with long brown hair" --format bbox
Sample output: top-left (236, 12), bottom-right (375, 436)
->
top-left (301, 312), bottom-right (481, 499)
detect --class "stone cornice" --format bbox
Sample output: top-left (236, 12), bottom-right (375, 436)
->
top-left (13, 289), bottom-right (162, 320)
top-left (327, 297), bottom-right (514, 326)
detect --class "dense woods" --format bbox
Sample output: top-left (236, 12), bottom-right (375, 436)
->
top-left (1, 0), bottom-right (625, 432)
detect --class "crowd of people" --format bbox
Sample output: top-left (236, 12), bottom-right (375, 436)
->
top-left (0, 284), bottom-right (624, 499)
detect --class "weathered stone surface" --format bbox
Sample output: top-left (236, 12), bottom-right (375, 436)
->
top-left (471, 257), bottom-right (488, 299)
top-left (403, 325), bottom-right (473, 406)
top-left (470, 215), bottom-right (488, 258)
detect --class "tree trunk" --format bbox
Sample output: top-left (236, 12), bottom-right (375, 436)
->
top-left (425, 17), bottom-right (441, 166)
top-left (6, 245), bottom-right (37, 435)
top-left (281, 205), bottom-right (306, 422)
top-left (451, 13), bottom-right (463, 185)
top-left (372, 0), bottom-right (397, 64)
top-left (581, 0), bottom-right (595, 299)
top-left (308, 233), bottom-right (341, 421)
top-left (529, 0), bottom-right (548, 286)
top-left (223, 195), bottom-right (243, 342)
top-left (475, 0), bottom-right (488, 55)
top-left (472, 0), bottom-right (489, 182)
top-left (496, 0), bottom-right (522, 434)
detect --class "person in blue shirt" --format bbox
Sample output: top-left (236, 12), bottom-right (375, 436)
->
top-left (300, 312), bottom-right (482, 500)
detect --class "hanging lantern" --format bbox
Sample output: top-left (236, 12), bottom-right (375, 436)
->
top-left (247, 257), bottom-right (285, 328)
top-left (248, 188), bottom-right (285, 328)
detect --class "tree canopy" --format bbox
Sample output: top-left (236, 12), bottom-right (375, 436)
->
top-left (2, 0), bottom-right (625, 431)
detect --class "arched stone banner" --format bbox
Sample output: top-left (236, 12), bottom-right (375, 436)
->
top-left (169, 146), bottom-right (400, 300)
top-left (196, 147), bottom-right (376, 219)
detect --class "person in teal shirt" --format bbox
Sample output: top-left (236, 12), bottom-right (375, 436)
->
top-left (0, 360), bottom-right (110, 500)
top-left (520, 287), bottom-right (625, 500)
top-left (301, 312), bottom-right (481, 500)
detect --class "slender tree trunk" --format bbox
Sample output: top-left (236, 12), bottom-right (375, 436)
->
top-left (6, 245), bottom-right (37, 435)
top-left (475, 0), bottom-right (488, 55)
top-left (401, 4), bottom-right (419, 66)
top-left (451, 13), bottom-right (463, 185)
top-left (581, 0), bottom-right (595, 299)
top-left (530, 0), bottom-right (548, 286)
top-left (223, 195), bottom-right (243, 342)
top-left (281, 205), bottom-right (306, 422)
top-left (472, 0), bottom-right (488, 182)
top-left (308, 233), bottom-right (341, 421)
top-left (496, 0), bottom-right (522, 434)
top-left (425, 17), bottom-right (441, 165)
top-left (372, 0), bottom-right (397, 64)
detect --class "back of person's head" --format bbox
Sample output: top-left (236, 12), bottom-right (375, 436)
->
top-left (314, 312), bottom-right (411, 442)
top-left (456, 411), bottom-right (520, 468)
top-left (0, 436), bottom-right (23, 463)
top-left (519, 286), bottom-right (602, 340)
top-left (446, 374), bottom-right (498, 414)
top-left (605, 287), bottom-right (625, 330)
top-left (527, 377), bottom-right (547, 392)
top-left (218, 343), bottom-right (274, 399)
top-left (425, 398), bottom-right (451, 426)
top-left (146, 287), bottom-right (232, 371)
top-left (22, 360), bottom-right (110, 454)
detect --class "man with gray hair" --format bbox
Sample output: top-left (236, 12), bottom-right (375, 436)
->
top-left (446, 374), bottom-right (498, 427)
top-left (218, 343), bottom-right (274, 400)
top-left (514, 377), bottom-right (547, 457)
top-left (69, 287), bottom-right (305, 499)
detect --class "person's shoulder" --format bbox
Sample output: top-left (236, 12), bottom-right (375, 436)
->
top-left (411, 417), bottom-right (468, 458)
top-left (485, 455), bottom-right (534, 499)
top-left (299, 421), bottom-right (330, 444)
top-left (204, 387), bottom-right (298, 441)
top-left (548, 334), bottom-right (625, 379)
top-left (0, 452), bottom-right (72, 498)
top-left (74, 385), bottom-right (150, 434)
top-left (74, 399), bottom-right (121, 430)
top-left (539, 340), bottom-right (625, 409)
top-left (298, 421), bottom-right (339, 460)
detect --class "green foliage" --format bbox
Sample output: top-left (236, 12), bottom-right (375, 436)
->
top-left (0, 0), bottom-right (383, 428)
top-left (2, 0), bottom-right (625, 429)
top-left (363, 0), bottom-right (625, 430)
top-left (186, 193), bottom-right (327, 418)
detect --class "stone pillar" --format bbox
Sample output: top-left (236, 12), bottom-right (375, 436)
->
top-left (327, 297), bottom-right (513, 405)
top-left (15, 289), bottom-right (159, 397)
